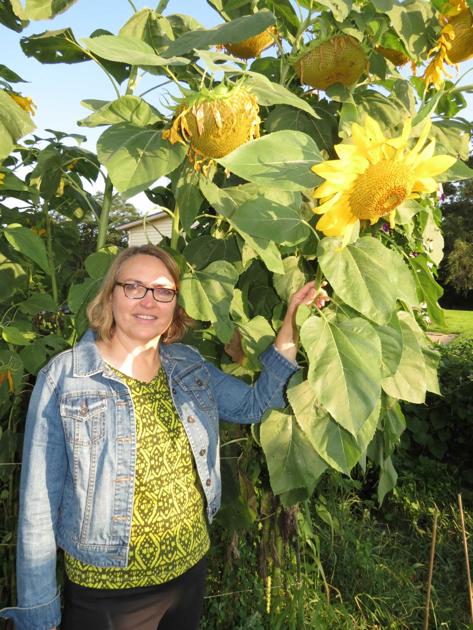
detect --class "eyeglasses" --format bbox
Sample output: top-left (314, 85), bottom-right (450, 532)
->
top-left (115, 282), bottom-right (177, 303)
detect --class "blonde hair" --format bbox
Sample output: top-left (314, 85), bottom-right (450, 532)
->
top-left (86, 245), bottom-right (193, 343)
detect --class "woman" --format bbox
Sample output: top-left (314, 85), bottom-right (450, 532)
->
top-left (0, 244), bottom-right (327, 630)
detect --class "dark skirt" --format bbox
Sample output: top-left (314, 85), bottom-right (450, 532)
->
top-left (61, 556), bottom-right (207, 630)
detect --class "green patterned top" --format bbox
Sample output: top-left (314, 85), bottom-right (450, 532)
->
top-left (65, 366), bottom-right (210, 588)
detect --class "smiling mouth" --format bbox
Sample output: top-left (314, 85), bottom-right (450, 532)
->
top-left (134, 314), bottom-right (157, 320)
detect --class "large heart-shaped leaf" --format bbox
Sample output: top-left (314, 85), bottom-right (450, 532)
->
top-left (82, 34), bottom-right (188, 66)
top-left (97, 123), bottom-right (187, 197)
top-left (318, 236), bottom-right (418, 325)
top-left (381, 312), bottom-right (427, 403)
top-left (231, 197), bottom-right (310, 245)
top-left (408, 254), bottom-right (444, 327)
top-left (4, 224), bottom-right (50, 274)
top-left (199, 178), bottom-right (284, 273)
top-left (79, 96), bottom-right (162, 128)
top-left (179, 261), bottom-right (239, 342)
top-left (219, 130), bottom-right (322, 191)
top-left (301, 315), bottom-right (382, 434)
top-left (11, 0), bottom-right (78, 20)
top-left (244, 73), bottom-right (319, 120)
top-left (260, 408), bottom-right (327, 497)
top-left (21, 27), bottom-right (88, 63)
top-left (288, 378), bottom-right (380, 474)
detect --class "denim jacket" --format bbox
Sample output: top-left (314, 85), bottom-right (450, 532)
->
top-left (0, 329), bottom-right (298, 630)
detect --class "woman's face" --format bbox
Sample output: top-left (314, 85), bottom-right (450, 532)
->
top-left (111, 254), bottom-right (177, 345)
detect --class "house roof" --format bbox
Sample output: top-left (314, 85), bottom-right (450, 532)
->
top-left (117, 210), bottom-right (169, 231)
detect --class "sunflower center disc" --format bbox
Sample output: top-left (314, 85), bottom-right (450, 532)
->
top-left (350, 160), bottom-right (413, 221)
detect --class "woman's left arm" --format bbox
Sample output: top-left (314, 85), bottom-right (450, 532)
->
top-left (274, 281), bottom-right (329, 364)
top-left (205, 281), bottom-right (329, 423)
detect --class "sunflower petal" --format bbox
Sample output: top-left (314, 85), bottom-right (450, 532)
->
top-left (316, 198), bottom-right (356, 236)
top-left (413, 154), bottom-right (456, 178)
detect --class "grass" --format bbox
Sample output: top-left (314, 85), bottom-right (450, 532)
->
top-left (429, 309), bottom-right (473, 335)
top-left (201, 458), bottom-right (473, 629)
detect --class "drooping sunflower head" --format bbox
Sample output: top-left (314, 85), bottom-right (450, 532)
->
top-left (293, 35), bottom-right (368, 90)
top-left (163, 83), bottom-right (260, 170)
top-left (7, 91), bottom-right (36, 115)
top-left (222, 27), bottom-right (276, 59)
top-left (424, 1), bottom-right (473, 88)
top-left (311, 115), bottom-right (456, 244)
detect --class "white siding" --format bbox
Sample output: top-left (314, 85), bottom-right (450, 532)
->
top-left (127, 217), bottom-right (173, 246)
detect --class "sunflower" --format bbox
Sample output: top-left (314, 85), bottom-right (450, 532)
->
top-left (293, 35), bottom-right (368, 90)
top-left (163, 83), bottom-right (260, 171)
top-left (222, 27), bottom-right (276, 59)
top-left (8, 91), bottom-right (36, 115)
top-left (424, 0), bottom-right (473, 88)
top-left (311, 116), bottom-right (456, 244)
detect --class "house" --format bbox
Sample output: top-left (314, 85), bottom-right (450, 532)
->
top-left (118, 211), bottom-right (173, 246)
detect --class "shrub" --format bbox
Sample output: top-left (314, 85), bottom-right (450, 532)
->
top-left (402, 335), bottom-right (473, 483)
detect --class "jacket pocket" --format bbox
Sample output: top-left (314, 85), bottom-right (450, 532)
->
top-left (175, 366), bottom-right (215, 411)
top-left (60, 392), bottom-right (107, 446)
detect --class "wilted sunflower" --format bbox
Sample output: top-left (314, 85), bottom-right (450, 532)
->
top-left (163, 83), bottom-right (260, 170)
top-left (222, 27), bottom-right (276, 59)
top-left (293, 35), bottom-right (368, 90)
top-left (8, 91), bottom-right (36, 115)
top-left (424, 0), bottom-right (473, 88)
top-left (311, 115), bottom-right (456, 243)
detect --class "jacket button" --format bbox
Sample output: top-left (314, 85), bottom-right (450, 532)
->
top-left (172, 388), bottom-right (176, 395)
top-left (80, 404), bottom-right (88, 416)
top-left (195, 378), bottom-right (203, 386)
top-left (187, 415), bottom-right (195, 423)
top-left (199, 448), bottom-right (206, 456)
top-left (206, 478), bottom-right (211, 486)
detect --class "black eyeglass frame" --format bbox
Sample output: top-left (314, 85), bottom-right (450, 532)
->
top-left (115, 282), bottom-right (178, 303)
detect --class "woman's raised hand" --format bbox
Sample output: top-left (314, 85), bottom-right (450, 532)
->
top-left (274, 280), bottom-right (329, 363)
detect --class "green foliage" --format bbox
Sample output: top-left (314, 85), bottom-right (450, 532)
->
top-left (402, 336), bottom-right (473, 483)
top-left (445, 239), bottom-right (473, 295)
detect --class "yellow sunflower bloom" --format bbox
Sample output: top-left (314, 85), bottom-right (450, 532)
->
top-left (311, 116), bottom-right (456, 244)
top-left (8, 91), bottom-right (37, 115)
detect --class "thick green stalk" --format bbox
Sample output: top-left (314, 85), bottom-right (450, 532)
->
top-left (171, 205), bottom-right (180, 251)
top-left (44, 201), bottom-right (59, 304)
top-left (96, 176), bottom-right (114, 251)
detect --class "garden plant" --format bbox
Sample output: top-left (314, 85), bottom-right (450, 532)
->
top-left (1, 0), bottom-right (473, 626)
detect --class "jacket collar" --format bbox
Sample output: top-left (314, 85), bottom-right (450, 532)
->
top-left (72, 329), bottom-right (196, 378)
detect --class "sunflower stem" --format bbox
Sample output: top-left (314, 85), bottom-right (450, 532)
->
top-left (96, 176), bottom-right (114, 251)
top-left (171, 205), bottom-right (180, 251)
top-left (163, 66), bottom-right (180, 86)
top-left (126, 66), bottom-right (138, 96)
top-left (314, 265), bottom-right (324, 291)
top-left (44, 201), bottom-right (59, 304)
